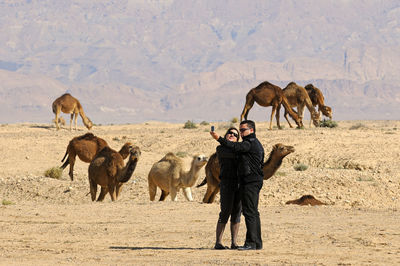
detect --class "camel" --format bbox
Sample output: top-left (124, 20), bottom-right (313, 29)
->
top-left (197, 143), bottom-right (295, 204)
top-left (60, 133), bottom-right (131, 181)
top-left (148, 153), bottom-right (208, 201)
top-left (240, 81), bottom-right (302, 130)
top-left (285, 195), bottom-right (326, 206)
top-left (304, 84), bottom-right (333, 127)
top-left (52, 93), bottom-right (93, 130)
top-left (52, 117), bottom-right (66, 127)
top-left (88, 145), bottom-right (141, 202)
top-left (282, 82), bottom-right (320, 128)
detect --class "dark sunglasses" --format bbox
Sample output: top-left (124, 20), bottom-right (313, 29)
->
top-left (227, 132), bottom-right (239, 138)
top-left (239, 128), bottom-right (250, 132)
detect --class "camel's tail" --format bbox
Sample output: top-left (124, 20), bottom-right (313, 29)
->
top-left (61, 156), bottom-right (69, 169)
top-left (196, 177), bottom-right (207, 188)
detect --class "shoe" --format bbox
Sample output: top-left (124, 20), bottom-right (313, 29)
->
top-left (238, 244), bottom-right (256, 250)
top-left (214, 243), bottom-right (229, 250)
top-left (231, 244), bottom-right (239, 249)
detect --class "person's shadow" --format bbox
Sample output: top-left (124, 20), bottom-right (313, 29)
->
top-left (110, 246), bottom-right (208, 251)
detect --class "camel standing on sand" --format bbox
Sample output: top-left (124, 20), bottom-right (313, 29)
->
top-left (305, 84), bottom-right (333, 127)
top-left (282, 82), bottom-right (320, 128)
top-left (88, 145), bottom-right (141, 202)
top-left (52, 93), bottom-right (93, 130)
top-left (198, 143), bottom-right (295, 203)
top-left (60, 133), bottom-right (131, 181)
top-left (240, 81), bottom-right (302, 130)
top-left (148, 153), bottom-right (208, 201)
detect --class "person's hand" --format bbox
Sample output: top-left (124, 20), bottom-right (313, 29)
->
top-left (210, 131), bottom-right (219, 140)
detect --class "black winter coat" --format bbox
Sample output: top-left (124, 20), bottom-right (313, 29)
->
top-left (217, 133), bottom-right (264, 184)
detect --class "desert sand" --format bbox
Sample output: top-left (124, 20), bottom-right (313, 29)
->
top-left (0, 120), bottom-right (399, 265)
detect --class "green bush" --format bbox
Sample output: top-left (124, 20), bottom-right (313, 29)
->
top-left (44, 167), bottom-right (63, 179)
top-left (319, 119), bottom-right (338, 128)
top-left (294, 163), bottom-right (308, 171)
top-left (183, 120), bottom-right (197, 129)
top-left (200, 121), bottom-right (209, 126)
top-left (2, 199), bottom-right (14, 205)
top-left (176, 151), bottom-right (187, 158)
top-left (231, 117), bottom-right (238, 123)
top-left (349, 123), bottom-right (366, 130)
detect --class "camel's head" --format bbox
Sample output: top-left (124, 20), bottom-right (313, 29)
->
top-left (192, 154), bottom-right (208, 168)
top-left (272, 143), bottom-right (295, 158)
top-left (320, 105), bottom-right (332, 119)
top-left (84, 117), bottom-right (93, 130)
top-left (129, 145), bottom-right (141, 161)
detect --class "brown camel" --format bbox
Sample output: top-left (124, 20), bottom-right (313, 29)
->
top-left (148, 153), bottom-right (208, 201)
top-left (52, 93), bottom-right (93, 130)
top-left (88, 145), bottom-right (141, 202)
top-left (240, 81), bottom-right (302, 129)
top-left (60, 133), bottom-right (131, 181)
top-left (197, 143), bottom-right (295, 203)
top-left (285, 195), bottom-right (326, 206)
top-left (282, 82), bottom-right (320, 128)
top-left (304, 84), bottom-right (333, 127)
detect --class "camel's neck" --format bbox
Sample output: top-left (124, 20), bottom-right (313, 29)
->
top-left (118, 158), bottom-right (138, 183)
top-left (263, 152), bottom-right (284, 181)
top-left (181, 164), bottom-right (202, 187)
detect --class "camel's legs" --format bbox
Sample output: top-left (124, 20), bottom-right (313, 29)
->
top-left (183, 187), bottom-right (193, 201)
top-left (54, 108), bottom-right (61, 130)
top-left (269, 103), bottom-right (279, 130)
top-left (116, 183), bottom-right (123, 200)
top-left (108, 184), bottom-right (116, 201)
top-left (159, 190), bottom-right (169, 201)
top-left (208, 186), bottom-right (220, 204)
top-left (73, 113), bottom-right (78, 130)
top-left (96, 187), bottom-right (108, 201)
top-left (89, 179), bottom-right (98, 201)
top-left (69, 114), bottom-right (74, 131)
top-left (240, 97), bottom-right (254, 122)
top-left (66, 153), bottom-right (76, 181)
top-left (283, 109), bottom-right (294, 128)
top-left (169, 186), bottom-right (178, 201)
top-left (203, 184), bottom-right (216, 203)
top-left (148, 178), bottom-right (157, 201)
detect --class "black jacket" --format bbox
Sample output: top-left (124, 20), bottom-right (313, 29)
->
top-left (216, 145), bottom-right (239, 186)
top-left (218, 133), bottom-right (264, 184)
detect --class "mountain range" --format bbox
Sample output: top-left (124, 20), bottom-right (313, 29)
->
top-left (1, 0), bottom-right (399, 124)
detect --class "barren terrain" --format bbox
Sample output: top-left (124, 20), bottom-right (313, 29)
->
top-left (0, 120), bottom-right (399, 265)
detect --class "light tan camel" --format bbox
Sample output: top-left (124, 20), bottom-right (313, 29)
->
top-left (52, 93), bottom-right (93, 130)
top-left (197, 143), bottom-right (295, 203)
top-left (240, 81), bottom-right (302, 129)
top-left (305, 84), bottom-right (333, 127)
top-left (52, 117), bottom-right (66, 127)
top-left (148, 153), bottom-right (208, 201)
top-left (285, 195), bottom-right (326, 206)
top-left (282, 82), bottom-right (320, 128)
top-left (88, 145), bottom-right (141, 202)
top-left (60, 133), bottom-right (131, 181)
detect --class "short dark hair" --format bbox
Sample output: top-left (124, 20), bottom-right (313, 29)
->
top-left (240, 120), bottom-right (256, 133)
top-left (224, 127), bottom-right (240, 141)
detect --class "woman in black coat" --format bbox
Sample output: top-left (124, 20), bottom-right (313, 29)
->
top-left (213, 127), bottom-right (242, 250)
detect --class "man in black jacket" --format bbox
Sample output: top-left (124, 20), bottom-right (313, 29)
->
top-left (211, 120), bottom-right (264, 250)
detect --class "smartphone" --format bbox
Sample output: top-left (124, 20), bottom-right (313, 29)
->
top-left (211, 125), bottom-right (215, 132)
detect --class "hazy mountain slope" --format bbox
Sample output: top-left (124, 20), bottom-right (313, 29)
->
top-left (0, 0), bottom-right (399, 123)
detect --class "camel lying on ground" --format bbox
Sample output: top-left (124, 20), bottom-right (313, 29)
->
top-left (52, 117), bottom-right (66, 127)
top-left (282, 82), bottom-right (320, 128)
top-left (148, 153), bottom-right (208, 201)
top-left (60, 133), bottom-right (131, 181)
top-left (240, 81), bottom-right (301, 130)
top-left (197, 143), bottom-right (295, 203)
top-left (304, 84), bottom-right (333, 127)
top-left (88, 145), bottom-right (141, 202)
top-left (285, 195), bottom-right (326, 206)
top-left (52, 93), bottom-right (93, 130)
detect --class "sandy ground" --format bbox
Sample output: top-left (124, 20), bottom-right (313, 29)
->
top-left (0, 120), bottom-right (399, 265)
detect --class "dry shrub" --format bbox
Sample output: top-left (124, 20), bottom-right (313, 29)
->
top-left (44, 167), bottom-right (63, 179)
